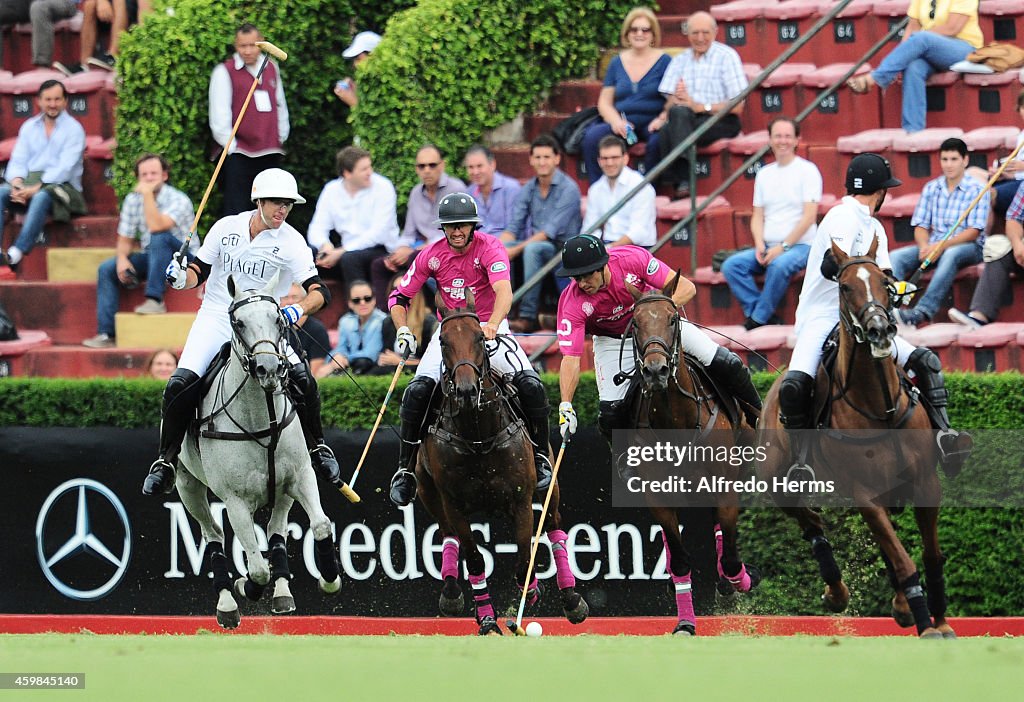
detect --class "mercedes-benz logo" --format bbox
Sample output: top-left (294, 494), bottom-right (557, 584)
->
top-left (35, 478), bottom-right (132, 601)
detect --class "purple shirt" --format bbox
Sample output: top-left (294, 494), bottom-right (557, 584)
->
top-left (389, 233), bottom-right (512, 321)
top-left (399, 173), bottom-right (467, 248)
top-left (469, 171), bottom-right (522, 236)
top-left (556, 246), bottom-right (669, 357)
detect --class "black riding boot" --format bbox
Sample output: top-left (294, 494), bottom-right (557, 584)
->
top-left (778, 370), bottom-right (815, 481)
top-left (389, 376), bottom-right (435, 507)
top-left (143, 369), bottom-right (201, 496)
top-left (599, 399), bottom-right (635, 483)
top-left (512, 370), bottom-right (553, 495)
top-left (904, 348), bottom-right (973, 478)
top-left (288, 362), bottom-right (341, 484)
top-left (707, 346), bottom-right (762, 426)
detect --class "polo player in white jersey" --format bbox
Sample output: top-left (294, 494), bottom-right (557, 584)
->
top-left (386, 192), bottom-right (553, 507)
top-left (142, 168), bottom-right (341, 496)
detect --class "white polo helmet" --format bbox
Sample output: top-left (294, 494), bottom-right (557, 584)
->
top-left (250, 168), bottom-right (306, 204)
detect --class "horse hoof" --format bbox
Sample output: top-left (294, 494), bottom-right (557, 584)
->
top-left (234, 577), bottom-right (249, 601)
top-left (746, 564), bottom-right (762, 590)
top-left (318, 576), bottom-right (341, 595)
top-left (937, 623), bottom-right (957, 639)
top-left (821, 582), bottom-right (849, 613)
top-left (477, 616), bottom-right (503, 636)
top-left (439, 592), bottom-right (464, 617)
top-left (271, 577), bottom-right (295, 614)
top-left (216, 588), bottom-right (239, 629)
top-left (919, 627), bottom-right (944, 639)
top-left (891, 605), bottom-right (915, 629)
top-left (672, 621), bottom-right (696, 636)
top-left (562, 593), bottom-right (589, 625)
top-left (716, 577), bottom-right (735, 596)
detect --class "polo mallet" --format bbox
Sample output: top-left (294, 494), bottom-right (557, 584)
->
top-left (908, 137), bottom-right (1024, 286)
top-left (176, 40), bottom-right (289, 257)
top-left (340, 347), bottom-right (412, 504)
top-left (507, 437), bottom-right (569, 637)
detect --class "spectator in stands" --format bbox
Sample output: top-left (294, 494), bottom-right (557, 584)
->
top-left (981, 89), bottom-right (1024, 223)
top-left (655, 11), bottom-right (746, 199)
top-left (583, 135), bottom-right (657, 249)
top-left (0, 80), bottom-right (85, 278)
top-left (846, 1), bottom-right (982, 133)
top-left (502, 134), bottom-right (582, 333)
top-left (369, 144), bottom-right (466, 301)
top-left (950, 181), bottom-right (1024, 329)
top-left (891, 137), bottom-right (987, 328)
top-left (209, 23), bottom-right (290, 216)
top-left (83, 152), bottom-right (196, 348)
top-left (722, 117), bottom-right (822, 330)
top-left (55, 0), bottom-right (150, 74)
top-left (377, 272), bottom-right (436, 372)
top-left (333, 30), bottom-right (381, 109)
top-left (308, 146), bottom-right (400, 301)
top-left (580, 7), bottom-right (669, 184)
top-left (145, 348), bottom-right (178, 381)
top-left (4, 0), bottom-right (79, 70)
top-left (317, 280), bottom-right (386, 377)
top-left (0, 2), bottom-right (33, 70)
top-left (465, 144), bottom-right (521, 236)
top-left (282, 282), bottom-right (330, 377)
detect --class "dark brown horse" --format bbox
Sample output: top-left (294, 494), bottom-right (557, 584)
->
top-left (416, 293), bottom-right (588, 635)
top-left (758, 239), bottom-right (953, 639)
top-left (625, 274), bottom-right (760, 636)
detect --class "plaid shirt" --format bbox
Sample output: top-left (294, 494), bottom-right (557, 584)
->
top-left (911, 174), bottom-right (988, 246)
top-left (1006, 181), bottom-right (1024, 222)
top-left (658, 41), bottom-right (747, 104)
top-left (117, 183), bottom-right (196, 253)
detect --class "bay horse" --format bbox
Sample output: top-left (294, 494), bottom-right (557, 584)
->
top-left (175, 275), bottom-right (341, 629)
top-left (758, 240), bottom-right (953, 638)
top-left (625, 274), bottom-right (760, 636)
top-left (416, 292), bottom-right (588, 635)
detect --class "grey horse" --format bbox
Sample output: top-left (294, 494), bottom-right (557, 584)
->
top-left (175, 275), bottom-right (341, 629)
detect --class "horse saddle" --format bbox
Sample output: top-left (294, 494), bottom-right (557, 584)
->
top-left (198, 342), bottom-right (233, 400)
top-left (625, 354), bottom-right (742, 432)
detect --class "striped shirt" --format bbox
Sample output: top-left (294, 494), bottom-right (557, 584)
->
top-left (911, 174), bottom-right (988, 246)
top-left (1006, 181), bottom-right (1024, 222)
top-left (657, 42), bottom-right (747, 105)
top-left (117, 183), bottom-right (197, 253)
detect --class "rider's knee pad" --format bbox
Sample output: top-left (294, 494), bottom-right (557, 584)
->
top-left (512, 370), bottom-right (548, 412)
top-left (401, 376), bottom-right (436, 422)
top-left (598, 399), bottom-right (628, 441)
top-left (905, 346), bottom-right (942, 375)
top-left (163, 369), bottom-right (201, 414)
top-left (288, 361), bottom-right (315, 395)
top-left (778, 371), bottom-right (813, 428)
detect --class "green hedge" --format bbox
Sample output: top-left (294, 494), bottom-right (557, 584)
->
top-left (353, 0), bottom-right (636, 204)
top-left (2, 373), bottom-right (1020, 616)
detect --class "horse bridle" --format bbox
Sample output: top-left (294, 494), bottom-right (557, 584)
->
top-left (834, 257), bottom-right (895, 346)
top-left (227, 294), bottom-right (290, 381)
top-left (438, 310), bottom-right (493, 401)
top-left (625, 293), bottom-right (682, 382)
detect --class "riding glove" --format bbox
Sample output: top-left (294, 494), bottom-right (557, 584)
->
top-left (281, 304), bottom-right (303, 325)
top-left (558, 401), bottom-right (578, 438)
top-left (165, 252), bottom-right (188, 290)
top-left (888, 280), bottom-right (918, 307)
top-left (396, 326), bottom-right (417, 356)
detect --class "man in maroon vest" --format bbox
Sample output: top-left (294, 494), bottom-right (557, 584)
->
top-left (209, 22), bottom-right (290, 216)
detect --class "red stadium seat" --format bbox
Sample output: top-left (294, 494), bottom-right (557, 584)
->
top-left (876, 192), bottom-right (921, 245)
top-left (879, 72), bottom-right (962, 131)
top-left (963, 71), bottom-right (1024, 123)
top-left (836, 127), bottom-right (904, 155)
top-left (746, 63), bottom-right (815, 134)
top-left (871, 0), bottom-right (914, 45)
top-left (811, 0), bottom-right (881, 66)
top-left (963, 125), bottom-right (1020, 172)
top-left (694, 137), bottom-right (740, 198)
top-left (83, 137), bottom-right (117, 215)
top-left (725, 130), bottom-right (769, 206)
top-left (740, 324), bottom-right (796, 371)
top-left (63, 71), bottom-right (110, 139)
top-left (978, 0), bottom-right (1023, 45)
top-left (895, 323), bottom-right (963, 370)
top-left (954, 322), bottom-right (1023, 371)
top-left (763, 1), bottom-right (821, 64)
top-left (657, 198), bottom-right (733, 273)
top-left (710, 1), bottom-right (776, 65)
top-left (890, 128), bottom-right (965, 193)
top-left (799, 63), bottom-right (880, 140)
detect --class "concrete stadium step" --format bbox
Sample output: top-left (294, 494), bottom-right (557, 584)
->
top-left (47, 247), bottom-right (116, 282)
top-left (4, 344), bottom-right (154, 378)
top-left (115, 311), bottom-right (195, 348)
top-left (1, 216), bottom-right (121, 281)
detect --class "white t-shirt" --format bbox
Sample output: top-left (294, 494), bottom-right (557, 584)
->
top-left (753, 156), bottom-right (822, 246)
top-left (196, 211), bottom-right (318, 314)
top-left (795, 196), bottom-right (891, 330)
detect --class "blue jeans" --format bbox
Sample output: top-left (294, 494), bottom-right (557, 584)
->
top-left (721, 244), bottom-right (810, 324)
top-left (871, 31), bottom-right (974, 132)
top-left (0, 184), bottom-right (53, 255)
top-left (890, 242), bottom-right (982, 318)
top-left (95, 232), bottom-right (187, 335)
top-left (519, 239), bottom-right (568, 320)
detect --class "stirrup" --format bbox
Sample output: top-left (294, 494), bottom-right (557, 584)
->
top-left (785, 462), bottom-right (816, 483)
top-left (142, 458), bottom-right (176, 496)
top-left (534, 452), bottom-right (552, 493)
top-left (936, 430), bottom-right (972, 479)
top-left (615, 452), bottom-right (639, 484)
top-left (389, 468), bottom-right (418, 507)
top-left (309, 442), bottom-right (341, 484)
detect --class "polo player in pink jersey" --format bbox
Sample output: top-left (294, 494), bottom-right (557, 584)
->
top-left (554, 235), bottom-right (762, 479)
top-left (386, 193), bottom-right (553, 507)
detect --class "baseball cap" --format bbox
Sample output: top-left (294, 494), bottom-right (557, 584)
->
top-left (342, 31), bottom-right (382, 59)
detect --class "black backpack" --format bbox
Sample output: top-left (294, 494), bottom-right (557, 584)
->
top-left (551, 106), bottom-right (601, 156)
top-left (0, 300), bottom-right (17, 341)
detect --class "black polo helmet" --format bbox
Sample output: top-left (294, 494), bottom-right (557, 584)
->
top-left (557, 234), bottom-right (609, 277)
top-left (435, 192), bottom-right (482, 227)
top-left (845, 153), bottom-right (902, 194)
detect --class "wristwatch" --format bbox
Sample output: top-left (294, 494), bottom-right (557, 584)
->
top-left (704, 103), bottom-right (712, 114)
top-left (781, 242), bottom-right (791, 252)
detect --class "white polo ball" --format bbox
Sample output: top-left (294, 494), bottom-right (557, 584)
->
top-left (525, 621), bottom-right (543, 637)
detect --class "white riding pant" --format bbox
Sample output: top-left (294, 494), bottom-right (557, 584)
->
top-left (789, 315), bottom-right (915, 377)
top-left (415, 319), bottom-right (533, 381)
top-left (178, 309), bottom-right (299, 376)
top-left (593, 320), bottom-right (719, 402)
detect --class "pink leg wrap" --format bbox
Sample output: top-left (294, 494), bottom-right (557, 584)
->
top-left (468, 572), bottom-right (495, 621)
top-left (441, 537), bottom-right (460, 580)
top-left (714, 523), bottom-right (725, 578)
top-left (518, 575), bottom-right (540, 606)
top-left (661, 529), bottom-right (672, 570)
top-left (547, 529), bottom-right (576, 590)
top-left (714, 523), bottom-right (752, 591)
top-left (671, 572), bottom-right (695, 625)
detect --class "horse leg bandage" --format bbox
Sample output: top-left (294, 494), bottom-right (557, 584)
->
top-left (672, 573), bottom-right (696, 626)
top-left (314, 536), bottom-right (340, 583)
top-left (811, 535), bottom-right (843, 585)
top-left (441, 537), bottom-right (460, 580)
top-left (207, 542), bottom-right (232, 595)
top-left (468, 572), bottom-right (495, 622)
top-left (901, 572), bottom-right (934, 634)
top-left (268, 533), bottom-right (290, 581)
top-left (547, 529), bottom-right (576, 590)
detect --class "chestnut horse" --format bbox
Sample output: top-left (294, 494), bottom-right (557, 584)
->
top-left (624, 274), bottom-right (760, 636)
top-left (758, 240), bottom-right (953, 639)
top-left (415, 293), bottom-right (588, 635)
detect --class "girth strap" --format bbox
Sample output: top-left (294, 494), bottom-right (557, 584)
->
top-left (429, 417), bottom-right (526, 455)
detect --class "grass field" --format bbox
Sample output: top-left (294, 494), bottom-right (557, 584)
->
top-left (1, 634), bottom-right (1022, 701)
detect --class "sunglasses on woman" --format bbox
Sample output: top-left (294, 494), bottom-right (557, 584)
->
top-left (350, 295), bottom-right (374, 304)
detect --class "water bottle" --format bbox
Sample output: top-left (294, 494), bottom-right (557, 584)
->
top-left (621, 112), bottom-right (638, 145)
